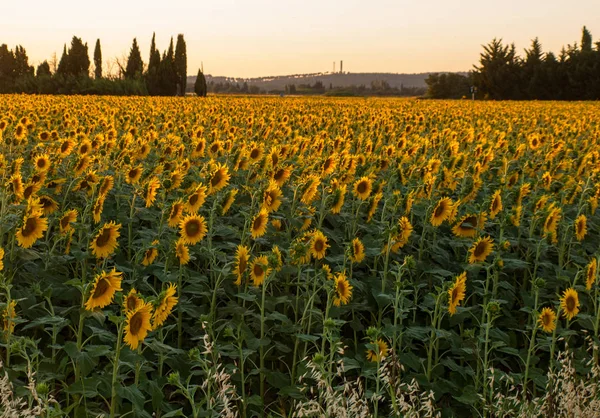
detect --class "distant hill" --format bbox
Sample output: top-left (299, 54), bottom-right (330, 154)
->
top-left (186, 71), bottom-right (468, 92)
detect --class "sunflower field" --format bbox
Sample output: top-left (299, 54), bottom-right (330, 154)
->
top-left (0, 95), bottom-right (599, 417)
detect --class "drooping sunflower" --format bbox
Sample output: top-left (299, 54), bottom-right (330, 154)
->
top-left (90, 221), bottom-right (121, 259)
top-left (142, 240), bottom-right (159, 266)
top-left (185, 184), bottom-right (207, 213)
top-left (221, 189), bottom-right (238, 215)
top-left (233, 245), bottom-right (250, 285)
top-left (179, 214), bottom-right (207, 245)
top-left (586, 258), bottom-right (598, 291)
top-left (152, 283), bottom-right (178, 328)
top-left (333, 272), bottom-right (352, 307)
top-left (16, 213), bottom-right (48, 248)
top-left (271, 245), bottom-right (283, 272)
top-left (124, 302), bottom-right (153, 350)
top-left (99, 175), bottom-right (114, 196)
top-left (560, 288), bottom-right (580, 320)
top-left (430, 197), bottom-right (453, 227)
top-left (272, 166), bottom-right (292, 187)
top-left (2, 300), bottom-right (17, 333)
top-left (168, 200), bottom-right (185, 227)
top-left (310, 230), bottom-right (329, 260)
top-left (59, 209), bottom-right (78, 235)
top-left (353, 176), bottom-right (373, 200)
top-left (330, 184), bottom-right (347, 214)
top-left (208, 163), bottom-right (231, 194)
top-left (84, 269), bottom-right (123, 311)
top-left (366, 338), bottom-right (389, 362)
top-left (452, 213), bottom-right (487, 239)
top-left (448, 272), bottom-right (467, 316)
top-left (262, 181), bottom-right (282, 213)
top-left (250, 255), bottom-right (271, 286)
top-left (350, 237), bottom-right (365, 263)
top-left (575, 214), bottom-right (587, 241)
top-left (175, 239), bottom-right (190, 265)
top-left (543, 207), bottom-right (562, 243)
top-left (390, 216), bottom-right (414, 253)
top-left (144, 177), bottom-right (161, 208)
top-left (251, 209), bottom-right (269, 239)
top-left (9, 173), bottom-right (24, 200)
top-left (92, 195), bottom-right (105, 224)
top-left (0, 247), bottom-right (4, 271)
top-left (538, 307), bottom-right (557, 333)
top-left (468, 236), bottom-right (494, 264)
top-left (123, 288), bottom-right (143, 313)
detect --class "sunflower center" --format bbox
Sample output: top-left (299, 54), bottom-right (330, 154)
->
top-left (473, 243), bottom-right (485, 258)
top-left (185, 220), bottom-right (200, 237)
top-left (274, 169), bottom-right (284, 181)
top-left (542, 314), bottom-right (550, 326)
top-left (566, 296), bottom-right (575, 311)
top-left (126, 296), bottom-right (138, 311)
top-left (314, 239), bottom-right (324, 252)
top-left (451, 287), bottom-right (459, 302)
top-left (93, 278), bottom-right (110, 298)
top-left (189, 194), bottom-right (198, 206)
top-left (22, 217), bottom-right (39, 237)
top-left (337, 281), bottom-right (346, 294)
top-left (253, 216), bottom-right (264, 231)
top-left (357, 182), bottom-right (368, 194)
top-left (211, 171), bottom-right (223, 187)
top-left (37, 159), bottom-right (46, 168)
top-left (96, 228), bottom-right (112, 247)
top-left (253, 264), bottom-right (264, 277)
top-left (250, 149), bottom-right (260, 159)
top-left (434, 203), bottom-right (446, 217)
top-left (24, 185), bottom-right (34, 199)
top-left (129, 312), bottom-right (143, 335)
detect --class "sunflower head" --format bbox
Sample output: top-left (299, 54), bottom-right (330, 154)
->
top-left (538, 307), bottom-right (557, 333)
top-left (124, 302), bottom-right (153, 350)
top-left (251, 209), bottom-right (269, 239)
top-left (350, 237), bottom-right (365, 264)
top-left (366, 338), bottom-right (389, 362)
top-left (175, 239), bottom-right (190, 265)
top-left (575, 214), bottom-right (587, 241)
top-left (85, 269), bottom-right (123, 311)
top-left (353, 176), bottom-right (373, 200)
top-left (234, 245), bottom-right (250, 285)
top-left (90, 221), bottom-right (121, 259)
top-left (468, 236), bottom-right (494, 264)
top-left (448, 272), bottom-right (467, 315)
top-left (586, 258), bottom-right (598, 291)
top-left (179, 214), bottom-right (207, 245)
top-left (123, 289), bottom-right (143, 313)
top-left (16, 213), bottom-right (48, 249)
top-left (333, 272), bottom-right (352, 307)
top-left (560, 288), bottom-right (580, 320)
top-left (430, 197), bottom-right (453, 227)
top-left (153, 283), bottom-right (178, 328)
top-left (209, 163), bottom-right (231, 193)
top-left (310, 230), bottom-right (329, 260)
top-left (250, 255), bottom-right (271, 287)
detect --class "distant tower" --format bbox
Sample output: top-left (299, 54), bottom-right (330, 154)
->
top-left (340, 60), bottom-right (343, 74)
top-left (333, 61), bottom-right (335, 73)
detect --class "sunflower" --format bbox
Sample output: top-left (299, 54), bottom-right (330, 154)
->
top-left (221, 189), bottom-right (238, 215)
top-left (33, 154), bottom-right (51, 173)
top-left (301, 175), bottom-right (320, 205)
top-left (391, 217), bottom-right (413, 253)
top-left (145, 177), bottom-right (161, 208)
top-left (125, 165), bottom-right (143, 185)
top-left (543, 207), bottom-right (561, 243)
top-left (168, 200), bottom-right (185, 227)
top-left (179, 214), bottom-right (207, 245)
top-left (262, 181), bottom-right (282, 213)
top-left (271, 245), bottom-right (283, 272)
top-left (185, 184), bottom-right (207, 213)
top-left (353, 176), bottom-right (372, 200)
top-left (330, 184), bottom-right (347, 214)
top-left (333, 272), bottom-right (352, 306)
top-left (250, 255), bottom-right (271, 286)
top-left (272, 166), bottom-right (292, 187)
top-left (9, 173), bottom-right (24, 200)
top-left (310, 230), bottom-right (329, 260)
top-left (39, 195), bottom-right (59, 216)
top-left (124, 302), bottom-right (153, 350)
top-left (59, 139), bottom-right (75, 156)
top-left (430, 197), bottom-right (453, 227)
top-left (350, 237), bottom-right (365, 263)
top-left (251, 209), bottom-right (269, 239)
top-left (175, 239), bottom-right (190, 265)
top-left (123, 289), bottom-right (143, 313)
top-left (142, 240), bottom-right (159, 266)
top-left (560, 288), bottom-right (580, 320)
top-left (586, 258), bottom-right (597, 291)
top-left (92, 195), bottom-right (105, 224)
top-left (575, 214), bottom-right (587, 241)
top-left (0, 247), bottom-right (4, 271)
top-left (448, 272), bottom-right (467, 315)
top-left (59, 209), bottom-right (78, 235)
top-left (538, 307), bottom-right (557, 333)
top-left (16, 214), bottom-right (48, 248)
top-left (233, 245), bottom-right (250, 285)
top-left (468, 236), bottom-right (494, 264)
top-left (2, 300), bottom-right (17, 333)
top-left (452, 213), bottom-right (486, 238)
top-left (209, 163), bottom-right (231, 193)
top-left (153, 283), bottom-right (178, 328)
top-left (84, 269), bottom-right (123, 311)
top-left (90, 221), bottom-right (121, 259)
top-left (99, 175), bottom-right (114, 196)
top-left (366, 339), bottom-right (389, 362)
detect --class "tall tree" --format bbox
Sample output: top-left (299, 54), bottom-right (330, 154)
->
top-left (194, 68), bottom-right (207, 97)
top-left (174, 34), bottom-right (187, 96)
top-left (125, 38), bottom-right (144, 79)
top-left (158, 37), bottom-right (177, 96)
top-left (473, 38), bottom-right (523, 99)
top-left (56, 44), bottom-right (69, 76)
top-left (523, 38), bottom-right (546, 99)
top-left (94, 39), bottom-right (102, 79)
top-left (13, 45), bottom-right (33, 77)
top-left (146, 33), bottom-right (162, 95)
top-left (36, 61), bottom-right (52, 77)
top-left (67, 36), bottom-right (90, 77)
top-left (581, 26), bottom-right (593, 52)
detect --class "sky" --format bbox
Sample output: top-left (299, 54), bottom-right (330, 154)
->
top-left (1, 0), bottom-right (599, 78)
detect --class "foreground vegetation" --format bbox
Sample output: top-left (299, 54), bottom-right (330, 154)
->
top-left (0, 95), bottom-right (599, 417)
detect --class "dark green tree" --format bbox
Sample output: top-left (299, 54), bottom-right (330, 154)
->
top-left (14, 46), bottom-right (34, 77)
top-left (523, 38), bottom-right (547, 99)
top-left (0, 44), bottom-right (16, 92)
top-left (67, 36), bottom-right (90, 77)
top-left (125, 38), bottom-right (144, 79)
top-left (157, 37), bottom-right (177, 95)
top-left (36, 61), bottom-right (51, 77)
top-left (174, 34), bottom-right (187, 95)
top-left (94, 39), bottom-right (102, 79)
top-left (146, 33), bottom-right (162, 95)
top-left (473, 38), bottom-right (523, 99)
top-left (581, 26), bottom-right (593, 52)
top-left (56, 44), bottom-right (69, 76)
top-left (194, 68), bottom-right (207, 97)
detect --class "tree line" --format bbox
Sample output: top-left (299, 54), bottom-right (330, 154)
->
top-left (426, 26), bottom-right (600, 100)
top-left (0, 34), bottom-right (208, 96)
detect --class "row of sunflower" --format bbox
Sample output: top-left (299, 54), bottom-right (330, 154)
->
top-left (0, 95), bottom-right (599, 417)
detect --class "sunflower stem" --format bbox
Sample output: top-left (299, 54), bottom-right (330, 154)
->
top-left (110, 321), bottom-right (124, 418)
top-left (177, 266), bottom-right (184, 349)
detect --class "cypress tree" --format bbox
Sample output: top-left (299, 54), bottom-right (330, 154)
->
top-left (67, 36), bottom-right (90, 77)
top-left (158, 37), bottom-right (177, 95)
top-left (194, 68), bottom-right (207, 97)
top-left (146, 33), bottom-right (161, 95)
top-left (94, 39), bottom-right (102, 79)
top-left (56, 44), bottom-right (69, 76)
top-left (174, 34), bottom-right (187, 96)
top-left (125, 38), bottom-right (144, 79)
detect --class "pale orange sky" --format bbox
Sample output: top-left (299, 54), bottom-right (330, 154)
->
top-left (1, 0), bottom-right (599, 78)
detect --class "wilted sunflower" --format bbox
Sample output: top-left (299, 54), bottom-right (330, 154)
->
top-left (145, 177), bottom-right (161, 208)
top-left (175, 239), bottom-right (190, 265)
top-left (430, 197), bottom-right (453, 227)
top-left (142, 240), bottom-right (159, 266)
top-left (333, 272), bottom-right (352, 306)
top-left (538, 307), bottom-right (557, 333)
top-left (575, 214), bottom-right (587, 241)
top-left (85, 269), bottom-right (123, 311)
top-left (262, 181), bottom-right (282, 213)
top-left (179, 214), bottom-right (207, 245)
top-left (185, 184), bottom-right (207, 213)
top-left (2, 300), bottom-right (17, 333)
top-left (586, 258), bottom-right (597, 291)
top-left (124, 302), bottom-right (153, 350)
top-left (251, 209), bottom-right (269, 239)
top-left (468, 236), bottom-right (494, 264)
top-left (16, 213), bottom-right (48, 248)
top-left (560, 288), bottom-right (580, 320)
top-left (353, 176), bottom-right (372, 200)
top-left (350, 237), bottom-right (365, 263)
top-left (366, 338), bottom-right (389, 362)
top-left (448, 272), bottom-right (467, 315)
top-left (59, 209), bottom-right (78, 235)
top-left (310, 230), bottom-right (329, 260)
top-left (233, 245), bottom-right (250, 285)
top-left (452, 213), bottom-right (486, 239)
top-left (90, 221), bottom-right (121, 258)
top-left (123, 289), bottom-right (143, 313)
top-left (250, 255), bottom-right (271, 286)
top-left (209, 163), bottom-right (231, 193)
top-left (168, 200), bottom-right (185, 227)
top-left (153, 283), bottom-right (178, 328)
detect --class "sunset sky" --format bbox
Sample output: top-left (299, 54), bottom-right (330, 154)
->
top-left (2, 0), bottom-right (599, 78)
